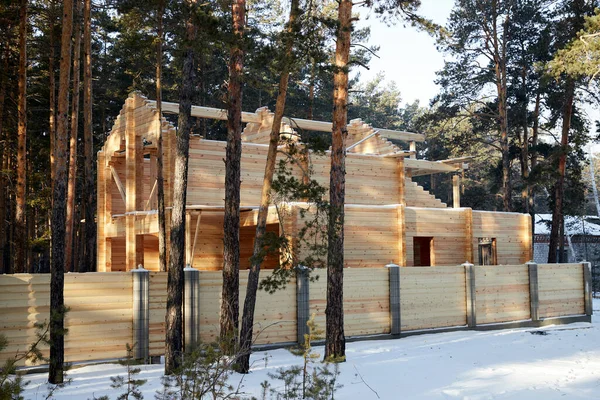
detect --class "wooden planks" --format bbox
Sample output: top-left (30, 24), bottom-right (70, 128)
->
top-left (472, 211), bottom-right (532, 265)
top-left (0, 273), bottom-right (132, 366)
top-left (198, 271), bottom-right (297, 345)
top-left (474, 265), bottom-right (531, 324)
top-left (400, 266), bottom-right (467, 331)
top-left (538, 264), bottom-right (585, 318)
top-left (309, 269), bottom-right (391, 337)
top-left (404, 208), bottom-right (467, 266)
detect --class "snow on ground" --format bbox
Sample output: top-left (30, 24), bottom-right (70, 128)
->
top-left (21, 300), bottom-right (600, 399)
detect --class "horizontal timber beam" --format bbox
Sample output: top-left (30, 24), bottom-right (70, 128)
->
top-left (404, 159), bottom-right (461, 175)
top-left (149, 100), bottom-right (425, 142)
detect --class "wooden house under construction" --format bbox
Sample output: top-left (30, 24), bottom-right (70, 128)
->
top-left (96, 93), bottom-right (532, 272)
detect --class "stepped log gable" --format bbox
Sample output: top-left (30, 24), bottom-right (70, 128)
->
top-left (96, 92), bottom-right (532, 272)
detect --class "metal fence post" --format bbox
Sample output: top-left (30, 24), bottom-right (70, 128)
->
top-left (132, 266), bottom-right (149, 361)
top-left (583, 262), bottom-right (593, 317)
top-left (296, 266), bottom-right (310, 345)
top-left (527, 262), bottom-right (539, 322)
top-left (184, 267), bottom-right (200, 352)
top-left (463, 262), bottom-right (476, 328)
top-left (387, 263), bottom-right (401, 335)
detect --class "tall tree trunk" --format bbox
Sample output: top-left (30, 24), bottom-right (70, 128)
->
top-left (82, 0), bottom-right (95, 273)
top-left (548, 80), bottom-right (575, 263)
top-left (520, 66), bottom-right (529, 214)
top-left (165, 1), bottom-right (196, 374)
top-left (325, 0), bottom-right (351, 361)
top-left (66, 0), bottom-right (83, 272)
top-left (156, 0), bottom-right (167, 273)
top-left (0, 39), bottom-right (9, 274)
top-left (15, 0), bottom-right (28, 273)
top-left (238, 0), bottom-right (300, 373)
top-left (529, 91), bottom-right (540, 240)
top-left (220, 0), bottom-right (245, 355)
top-left (50, 0), bottom-right (57, 186)
top-left (50, 0), bottom-right (74, 384)
top-left (308, 59), bottom-right (315, 120)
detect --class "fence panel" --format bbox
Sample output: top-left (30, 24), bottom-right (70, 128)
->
top-left (474, 265), bottom-right (530, 324)
top-left (538, 263), bottom-right (584, 318)
top-left (400, 266), bottom-right (467, 331)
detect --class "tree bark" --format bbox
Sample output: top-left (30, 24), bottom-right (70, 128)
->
top-left (66, 0), bottom-right (83, 272)
top-left (548, 80), bottom-right (575, 263)
top-left (156, 0), bottom-right (167, 273)
top-left (324, 0), bottom-right (351, 362)
top-left (165, 1), bottom-right (196, 374)
top-left (0, 39), bottom-right (9, 274)
top-left (50, 0), bottom-right (57, 187)
top-left (50, 0), bottom-right (74, 384)
top-left (237, 0), bottom-right (300, 373)
top-left (15, 0), bottom-right (28, 273)
top-left (82, 0), bottom-right (95, 272)
top-left (220, 0), bottom-right (245, 355)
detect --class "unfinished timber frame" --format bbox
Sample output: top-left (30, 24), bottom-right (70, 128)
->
top-left (97, 93), bottom-right (532, 272)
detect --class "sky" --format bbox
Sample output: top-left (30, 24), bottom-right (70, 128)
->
top-left (355, 0), bottom-right (455, 106)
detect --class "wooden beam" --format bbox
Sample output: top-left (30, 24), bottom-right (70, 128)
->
top-left (465, 208), bottom-right (473, 264)
top-left (382, 151), bottom-right (416, 158)
top-left (453, 174), bottom-right (461, 208)
top-left (150, 100), bottom-right (262, 124)
top-left (151, 99), bottom-right (426, 142)
top-left (409, 141), bottom-right (417, 159)
top-left (346, 131), bottom-right (379, 151)
top-left (404, 159), bottom-right (460, 174)
top-left (440, 156), bottom-right (474, 164)
top-left (110, 165), bottom-right (126, 205)
top-left (190, 211), bottom-right (202, 268)
top-left (185, 212), bottom-right (192, 267)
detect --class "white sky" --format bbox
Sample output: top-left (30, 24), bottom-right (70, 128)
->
top-left (355, 0), bottom-right (455, 106)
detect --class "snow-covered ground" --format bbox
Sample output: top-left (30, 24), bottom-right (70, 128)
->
top-left (21, 300), bottom-right (600, 399)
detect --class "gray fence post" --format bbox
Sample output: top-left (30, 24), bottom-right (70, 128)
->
top-left (184, 266), bottom-right (200, 352)
top-left (527, 262), bottom-right (539, 322)
top-left (387, 263), bottom-right (401, 335)
top-left (132, 266), bottom-right (149, 361)
top-left (583, 262), bottom-right (593, 317)
top-left (296, 266), bottom-right (310, 345)
top-left (463, 262), bottom-right (476, 328)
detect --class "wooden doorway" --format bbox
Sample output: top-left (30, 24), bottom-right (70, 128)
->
top-left (413, 237), bottom-right (433, 266)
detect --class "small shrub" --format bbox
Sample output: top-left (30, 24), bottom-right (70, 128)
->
top-left (110, 343), bottom-right (147, 400)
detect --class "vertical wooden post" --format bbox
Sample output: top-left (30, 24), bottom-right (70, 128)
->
top-left (184, 267), bottom-right (200, 351)
top-left (97, 152), bottom-right (106, 271)
top-left (397, 205), bottom-right (406, 266)
top-left (583, 262), bottom-right (593, 317)
top-left (132, 267), bottom-right (149, 361)
top-left (527, 262), bottom-right (539, 322)
top-left (464, 208), bottom-right (473, 264)
top-left (126, 95), bottom-right (144, 271)
top-left (409, 141), bottom-right (416, 159)
top-left (452, 174), bottom-right (460, 208)
top-left (185, 212), bottom-right (192, 266)
top-left (397, 158), bottom-right (405, 205)
top-left (387, 263), bottom-right (401, 335)
top-left (463, 262), bottom-right (476, 328)
top-left (296, 265), bottom-right (310, 345)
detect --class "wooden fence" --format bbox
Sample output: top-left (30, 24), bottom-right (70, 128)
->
top-left (0, 263), bottom-right (592, 367)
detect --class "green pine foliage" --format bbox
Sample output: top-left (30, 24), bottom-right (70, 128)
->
top-left (110, 344), bottom-right (148, 400)
top-left (266, 314), bottom-right (342, 400)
